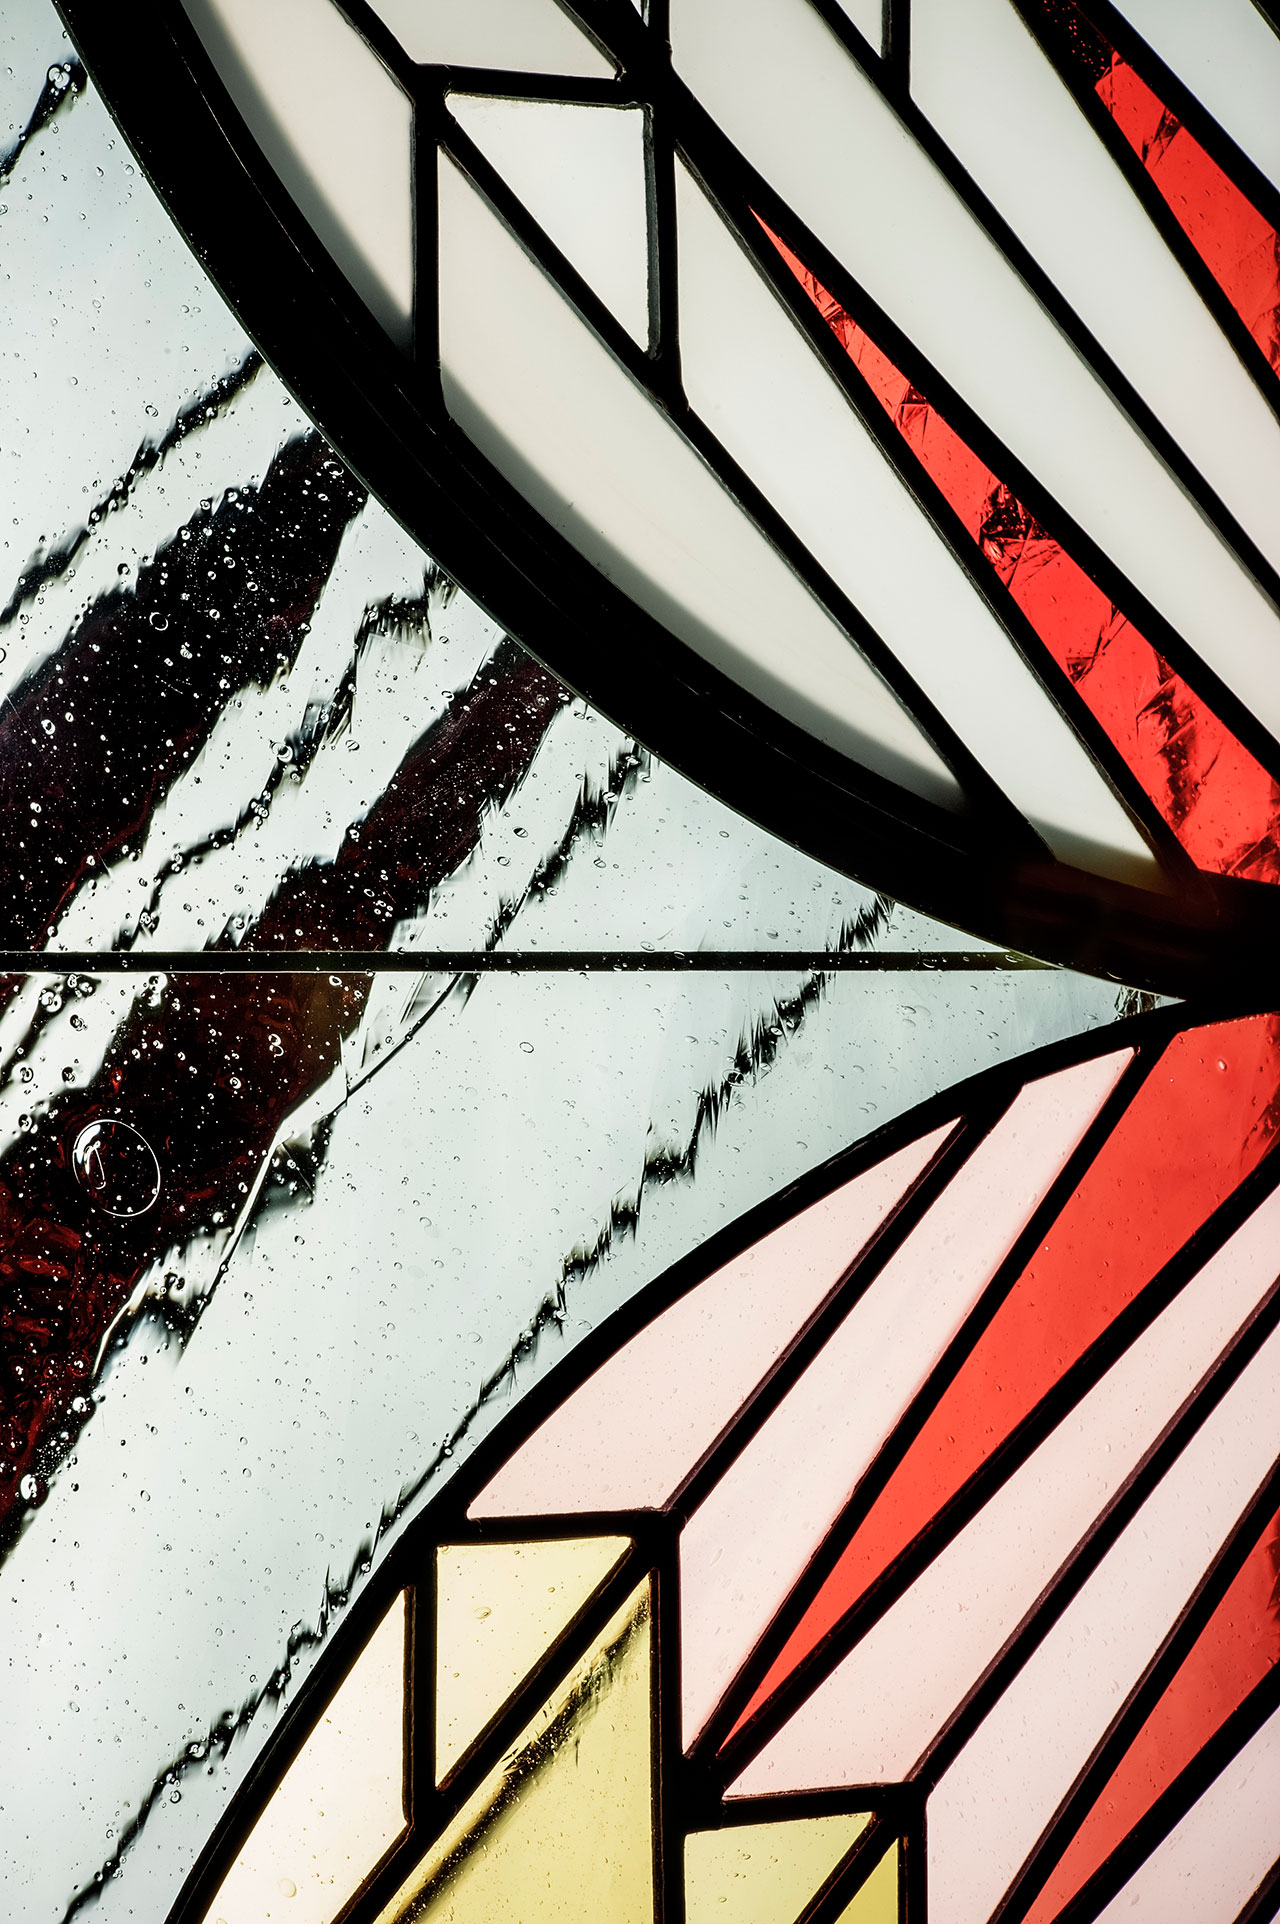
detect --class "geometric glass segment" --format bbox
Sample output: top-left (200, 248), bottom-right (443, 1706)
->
top-left (164, 1006), bottom-right (1280, 1924)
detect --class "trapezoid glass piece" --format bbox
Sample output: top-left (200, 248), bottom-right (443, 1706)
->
top-left (435, 154), bottom-right (960, 810)
top-left (434, 1535), bottom-right (631, 1782)
top-left (367, 0), bottom-right (615, 78)
top-left (667, 0), bottom-right (1280, 755)
top-left (770, 235), bottom-right (1280, 887)
top-left (1104, 0), bottom-right (1280, 198)
top-left (200, 1590), bottom-right (407, 1924)
top-left (681, 1049), bottom-right (1131, 1748)
top-left (834, 1842), bottom-right (899, 1924)
top-left (469, 1125), bottom-right (953, 1520)
top-left (675, 161), bottom-right (1161, 889)
top-left (729, 1180), bottom-right (1280, 1795)
top-left (1091, 1700), bottom-right (1280, 1924)
top-left (447, 95), bottom-right (650, 348)
top-left (742, 1016), bottom-right (1280, 1721)
top-left (179, 0), bottom-right (413, 343)
top-left (1038, 0), bottom-right (1280, 383)
top-left (924, 1313), bottom-right (1280, 1924)
top-left (909, 0), bottom-right (1280, 588)
top-left (684, 1811), bottom-right (871, 1924)
top-left (374, 1580), bottom-right (654, 1924)
top-left (1026, 1501), bottom-right (1280, 1924)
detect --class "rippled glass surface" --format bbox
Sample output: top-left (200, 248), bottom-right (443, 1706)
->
top-left (0, 4), bottom-right (1147, 1920)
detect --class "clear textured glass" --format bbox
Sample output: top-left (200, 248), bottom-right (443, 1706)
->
top-left (180, 0), bottom-right (414, 342)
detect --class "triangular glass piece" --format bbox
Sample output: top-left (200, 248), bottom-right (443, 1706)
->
top-left (685, 1812), bottom-right (871, 1924)
top-left (434, 1535), bottom-right (630, 1781)
top-left (377, 1581), bottom-right (653, 1924)
top-left (370, 0), bottom-right (614, 77)
top-left (834, 1844), bottom-right (899, 1923)
top-left (204, 1592), bottom-right (407, 1922)
top-left (449, 95), bottom-right (650, 346)
top-left (833, 0), bottom-right (884, 55)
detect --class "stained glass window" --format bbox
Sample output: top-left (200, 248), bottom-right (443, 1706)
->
top-left (2, 1), bottom-right (1278, 1921)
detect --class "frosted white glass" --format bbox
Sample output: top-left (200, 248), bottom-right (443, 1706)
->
top-left (833, 0), bottom-right (884, 54)
top-left (1094, 1703), bottom-right (1280, 1924)
top-left (731, 1182), bottom-right (1280, 1793)
top-left (678, 1050), bottom-right (1132, 1747)
top-left (924, 1312), bottom-right (1280, 1924)
top-left (675, 163), bottom-right (1159, 888)
top-left (181, 0), bottom-right (413, 343)
top-left (1109, 0), bottom-right (1280, 198)
top-left (669, 0), bottom-right (1280, 751)
top-left (470, 1126), bottom-right (952, 1519)
top-left (369, 0), bottom-right (614, 77)
top-left (449, 96), bottom-right (650, 345)
top-left (436, 155), bottom-right (959, 806)
top-left (912, 0), bottom-right (1280, 591)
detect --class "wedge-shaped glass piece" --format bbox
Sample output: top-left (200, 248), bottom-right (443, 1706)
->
top-left (925, 1315), bottom-right (1280, 1924)
top-left (835, 1845), bottom-right (899, 1924)
top-left (375, 1581), bottom-right (653, 1924)
top-left (449, 96), bottom-right (650, 346)
top-left (832, 0), bottom-right (884, 55)
top-left (680, 1050), bottom-right (1131, 1747)
top-left (1093, 1701), bottom-right (1280, 1924)
top-left (434, 1536), bottom-right (630, 1781)
top-left (200, 1591), bottom-right (407, 1924)
top-left (684, 1811), bottom-right (871, 1924)
top-left (470, 1126), bottom-right (953, 1519)
top-left (668, 0), bottom-right (1280, 754)
top-left (436, 154), bottom-right (960, 809)
top-left (675, 163), bottom-right (1160, 887)
top-left (910, 0), bottom-right (1280, 589)
top-left (730, 1181), bottom-right (1280, 1793)
top-left (1107, 0), bottom-right (1280, 198)
top-left (369, 0), bottom-right (614, 77)
top-left (181, 0), bottom-right (413, 342)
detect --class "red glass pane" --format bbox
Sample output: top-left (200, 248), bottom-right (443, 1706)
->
top-left (731, 1015), bottom-right (1280, 1736)
top-left (768, 232), bottom-right (1280, 885)
top-left (1026, 1502), bottom-right (1280, 1924)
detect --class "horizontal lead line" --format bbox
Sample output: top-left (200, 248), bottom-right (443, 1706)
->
top-left (0, 950), bottom-right (1051, 975)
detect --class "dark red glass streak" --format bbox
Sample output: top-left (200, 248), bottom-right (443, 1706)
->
top-left (768, 232), bottom-right (1280, 885)
top-left (1045, 0), bottom-right (1280, 377)
top-left (1025, 1503), bottom-right (1280, 1924)
top-left (0, 648), bottom-right (567, 1537)
top-left (731, 1016), bottom-right (1280, 1736)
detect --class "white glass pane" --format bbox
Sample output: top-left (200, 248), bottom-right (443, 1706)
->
top-left (924, 1307), bottom-right (1280, 1924)
top-left (833, 0), bottom-right (884, 56)
top-left (669, 0), bottom-right (1280, 752)
top-left (1095, 1703), bottom-right (1280, 1924)
top-left (678, 1051), bottom-right (1130, 1748)
top-left (368, 0), bottom-right (614, 77)
top-left (181, 0), bottom-right (413, 343)
top-left (675, 163), bottom-right (1160, 888)
top-left (449, 95), bottom-right (649, 346)
top-left (731, 1180), bottom-right (1280, 1793)
top-left (436, 154), bottom-right (959, 807)
top-left (1109, 0), bottom-right (1280, 197)
top-left (912, 0), bottom-right (1280, 596)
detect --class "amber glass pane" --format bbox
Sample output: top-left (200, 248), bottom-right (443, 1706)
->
top-left (684, 1811), bottom-right (870, 1924)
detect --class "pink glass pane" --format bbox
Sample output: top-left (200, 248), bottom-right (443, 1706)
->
top-left (679, 1051), bottom-right (1131, 1748)
top-left (469, 1125), bottom-right (952, 1520)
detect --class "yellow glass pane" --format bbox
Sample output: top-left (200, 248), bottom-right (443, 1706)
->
top-left (834, 1841), bottom-right (899, 1924)
top-left (685, 1811), bottom-right (872, 1924)
top-left (204, 1590), bottom-right (406, 1924)
top-left (435, 1535), bottom-right (630, 1781)
top-left (377, 1579), bottom-right (653, 1924)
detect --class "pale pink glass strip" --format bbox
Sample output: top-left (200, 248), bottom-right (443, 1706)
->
top-left (469, 1126), bottom-right (953, 1520)
top-left (731, 1182), bottom-right (1280, 1795)
top-left (679, 1050), bottom-right (1132, 1750)
top-left (924, 1314), bottom-right (1280, 1924)
top-left (1094, 1702), bottom-right (1280, 1924)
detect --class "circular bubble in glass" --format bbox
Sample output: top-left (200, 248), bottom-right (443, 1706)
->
top-left (71, 1119), bottom-right (162, 1218)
